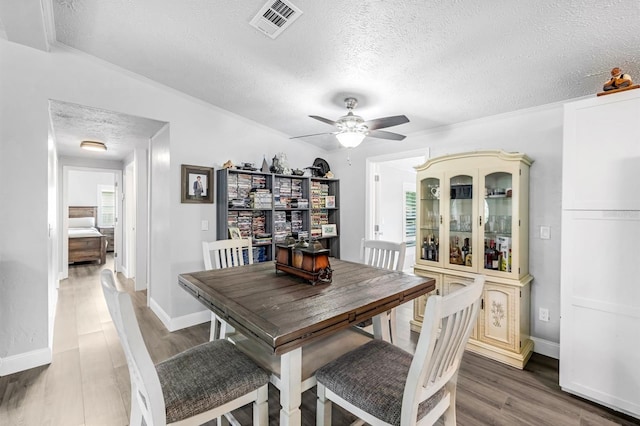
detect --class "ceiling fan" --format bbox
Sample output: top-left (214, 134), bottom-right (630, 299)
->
top-left (291, 97), bottom-right (410, 148)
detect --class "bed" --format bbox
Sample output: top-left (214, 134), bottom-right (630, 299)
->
top-left (68, 206), bottom-right (106, 264)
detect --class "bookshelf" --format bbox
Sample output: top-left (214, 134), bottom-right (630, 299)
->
top-left (216, 169), bottom-right (340, 262)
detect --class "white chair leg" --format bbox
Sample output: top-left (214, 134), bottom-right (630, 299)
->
top-left (389, 308), bottom-right (397, 345)
top-left (316, 383), bottom-right (332, 426)
top-left (443, 384), bottom-right (457, 426)
top-left (253, 384), bottom-right (269, 425)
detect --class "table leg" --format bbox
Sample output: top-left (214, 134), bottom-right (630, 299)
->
top-left (279, 347), bottom-right (302, 426)
top-left (372, 312), bottom-right (392, 342)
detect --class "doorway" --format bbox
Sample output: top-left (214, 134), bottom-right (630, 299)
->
top-left (365, 149), bottom-right (428, 271)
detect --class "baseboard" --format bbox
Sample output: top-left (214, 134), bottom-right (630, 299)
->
top-left (531, 336), bottom-right (559, 359)
top-left (0, 347), bottom-right (52, 377)
top-left (149, 297), bottom-right (210, 332)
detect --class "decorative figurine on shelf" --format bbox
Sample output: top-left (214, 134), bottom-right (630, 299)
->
top-left (261, 156), bottom-right (269, 173)
top-left (270, 152), bottom-right (292, 175)
top-left (222, 160), bottom-right (235, 169)
top-left (602, 67), bottom-right (633, 91)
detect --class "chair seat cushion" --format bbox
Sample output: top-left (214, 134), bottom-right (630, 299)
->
top-left (157, 339), bottom-right (269, 423)
top-left (316, 339), bottom-right (445, 426)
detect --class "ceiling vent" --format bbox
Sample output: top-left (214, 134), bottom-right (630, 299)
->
top-left (250, 0), bottom-right (302, 39)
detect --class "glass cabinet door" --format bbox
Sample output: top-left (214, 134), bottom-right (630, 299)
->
top-left (419, 177), bottom-right (441, 264)
top-left (482, 171), bottom-right (513, 274)
top-left (447, 174), bottom-right (474, 270)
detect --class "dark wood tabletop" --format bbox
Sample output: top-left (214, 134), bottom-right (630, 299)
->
top-left (179, 259), bottom-right (435, 355)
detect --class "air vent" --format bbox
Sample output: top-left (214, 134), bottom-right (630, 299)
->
top-left (250, 0), bottom-right (302, 39)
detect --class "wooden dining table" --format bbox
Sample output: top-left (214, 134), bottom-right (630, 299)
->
top-left (178, 258), bottom-right (435, 426)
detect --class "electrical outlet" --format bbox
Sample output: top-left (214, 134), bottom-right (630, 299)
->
top-left (539, 307), bottom-right (550, 322)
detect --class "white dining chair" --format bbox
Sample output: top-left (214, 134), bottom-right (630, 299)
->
top-left (360, 238), bottom-right (407, 343)
top-left (202, 238), bottom-right (253, 341)
top-left (361, 238), bottom-right (407, 272)
top-left (100, 269), bottom-right (269, 426)
top-left (315, 275), bottom-right (485, 426)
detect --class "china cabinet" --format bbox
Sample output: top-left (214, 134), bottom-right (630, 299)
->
top-left (411, 150), bottom-right (534, 368)
top-left (216, 168), bottom-right (340, 261)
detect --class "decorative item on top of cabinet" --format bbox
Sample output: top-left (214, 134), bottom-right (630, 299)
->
top-left (412, 150), bottom-right (534, 369)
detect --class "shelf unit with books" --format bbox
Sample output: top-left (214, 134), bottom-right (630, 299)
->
top-left (216, 169), bottom-right (340, 262)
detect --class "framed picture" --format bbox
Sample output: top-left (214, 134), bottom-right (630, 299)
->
top-left (229, 227), bottom-right (242, 240)
top-left (321, 224), bottom-right (337, 237)
top-left (325, 195), bottom-right (336, 208)
top-left (181, 165), bottom-right (214, 203)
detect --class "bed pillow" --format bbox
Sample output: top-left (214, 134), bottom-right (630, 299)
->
top-left (69, 217), bottom-right (95, 228)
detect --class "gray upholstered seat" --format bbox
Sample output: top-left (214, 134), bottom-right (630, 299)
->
top-left (158, 339), bottom-right (269, 423)
top-left (316, 275), bottom-right (485, 426)
top-left (315, 340), bottom-right (445, 426)
top-left (100, 269), bottom-right (269, 425)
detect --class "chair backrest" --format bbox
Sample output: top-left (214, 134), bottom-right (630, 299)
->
top-left (100, 270), bottom-right (166, 425)
top-left (202, 238), bottom-right (254, 270)
top-left (401, 275), bottom-right (484, 425)
top-left (360, 238), bottom-right (407, 272)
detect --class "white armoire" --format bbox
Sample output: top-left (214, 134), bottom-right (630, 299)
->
top-left (561, 89), bottom-right (640, 419)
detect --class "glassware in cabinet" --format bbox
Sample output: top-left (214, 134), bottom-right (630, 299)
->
top-left (418, 176), bottom-right (442, 264)
top-left (482, 171), bottom-right (514, 274)
top-left (446, 173), bottom-right (476, 271)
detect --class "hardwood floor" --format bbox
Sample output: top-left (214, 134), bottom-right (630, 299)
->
top-left (1, 257), bottom-right (638, 425)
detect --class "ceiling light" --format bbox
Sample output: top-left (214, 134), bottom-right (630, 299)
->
top-left (336, 131), bottom-right (366, 148)
top-left (80, 141), bottom-right (107, 152)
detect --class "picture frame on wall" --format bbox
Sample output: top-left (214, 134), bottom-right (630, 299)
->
top-left (321, 224), bottom-right (337, 237)
top-left (181, 164), bottom-right (214, 203)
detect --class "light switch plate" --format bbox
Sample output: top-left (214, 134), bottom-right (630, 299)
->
top-left (540, 226), bottom-right (550, 239)
top-left (201, 220), bottom-right (209, 231)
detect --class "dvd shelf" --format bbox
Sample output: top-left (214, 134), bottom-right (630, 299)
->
top-left (216, 169), bottom-right (340, 262)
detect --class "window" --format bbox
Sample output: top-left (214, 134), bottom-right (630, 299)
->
top-left (403, 186), bottom-right (416, 247)
top-left (99, 186), bottom-right (115, 226)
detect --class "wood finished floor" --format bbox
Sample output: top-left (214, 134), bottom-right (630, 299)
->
top-left (1, 256), bottom-right (638, 426)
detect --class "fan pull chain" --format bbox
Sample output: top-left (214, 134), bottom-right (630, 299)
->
top-left (347, 151), bottom-right (352, 166)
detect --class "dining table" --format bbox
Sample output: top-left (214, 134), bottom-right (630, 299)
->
top-left (178, 258), bottom-right (436, 426)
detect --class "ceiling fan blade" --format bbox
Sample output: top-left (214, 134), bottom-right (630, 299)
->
top-left (365, 115), bottom-right (410, 131)
top-left (290, 131), bottom-right (336, 139)
top-left (367, 129), bottom-right (406, 141)
top-left (309, 115), bottom-right (337, 126)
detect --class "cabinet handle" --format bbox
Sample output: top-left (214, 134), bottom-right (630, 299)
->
top-left (479, 216), bottom-right (482, 226)
top-left (440, 215), bottom-right (443, 224)
top-left (481, 298), bottom-right (484, 310)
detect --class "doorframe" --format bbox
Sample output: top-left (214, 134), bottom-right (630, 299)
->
top-left (364, 148), bottom-right (429, 241)
top-left (61, 165), bottom-right (123, 279)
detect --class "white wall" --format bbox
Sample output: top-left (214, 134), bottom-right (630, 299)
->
top-left (0, 39), bottom-right (326, 372)
top-left (68, 170), bottom-right (114, 206)
top-left (326, 104), bottom-right (566, 354)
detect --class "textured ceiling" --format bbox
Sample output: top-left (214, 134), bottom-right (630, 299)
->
top-left (49, 100), bottom-right (167, 160)
top-left (3, 0), bottom-right (640, 158)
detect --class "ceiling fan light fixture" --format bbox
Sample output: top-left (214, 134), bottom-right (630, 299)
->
top-left (80, 140), bottom-right (107, 152)
top-left (336, 131), bottom-right (366, 148)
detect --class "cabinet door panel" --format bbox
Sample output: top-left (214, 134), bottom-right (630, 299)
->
top-left (410, 271), bottom-right (442, 332)
top-left (444, 172), bottom-right (477, 272)
top-left (442, 275), bottom-right (477, 340)
top-left (480, 169), bottom-right (517, 278)
top-left (479, 283), bottom-right (517, 351)
top-left (417, 174), bottom-right (444, 266)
